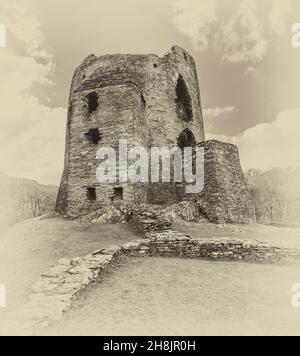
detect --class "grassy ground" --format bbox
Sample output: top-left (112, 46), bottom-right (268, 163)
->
top-left (1, 218), bottom-right (300, 335)
top-left (0, 217), bottom-right (141, 321)
top-left (42, 257), bottom-right (300, 336)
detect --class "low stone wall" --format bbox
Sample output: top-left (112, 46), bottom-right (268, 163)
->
top-left (126, 233), bottom-right (300, 263)
top-left (11, 233), bottom-right (300, 335)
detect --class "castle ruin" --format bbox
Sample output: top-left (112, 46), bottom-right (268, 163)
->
top-left (56, 46), bottom-right (255, 224)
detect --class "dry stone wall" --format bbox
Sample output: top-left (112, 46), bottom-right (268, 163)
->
top-left (12, 231), bottom-right (300, 335)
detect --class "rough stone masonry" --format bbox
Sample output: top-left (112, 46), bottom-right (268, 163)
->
top-left (56, 46), bottom-right (255, 224)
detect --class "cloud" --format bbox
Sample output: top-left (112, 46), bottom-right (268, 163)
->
top-left (207, 109), bottom-right (300, 170)
top-left (0, 0), bottom-right (65, 185)
top-left (171, 0), bottom-right (217, 50)
top-left (171, 0), bottom-right (271, 63)
top-left (2, 103), bottom-right (66, 184)
top-left (220, 0), bottom-right (268, 63)
top-left (0, 0), bottom-right (53, 59)
top-left (268, 0), bottom-right (294, 35)
top-left (244, 66), bottom-right (260, 79)
top-left (203, 106), bottom-right (238, 131)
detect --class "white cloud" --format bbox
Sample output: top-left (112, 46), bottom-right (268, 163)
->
top-left (207, 109), bottom-right (300, 170)
top-left (220, 0), bottom-right (268, 63)
top-left (0, 0), bottom-right (53, 59)
top-left (0, 0), bottom-right (65, 185)
top-left (268, 0), bottom-right (294, 35)
top-left (171, 0), bottom-right (217, 50)
top-left (244, 66), bottom-right (260, 79)
top-left (203, 106), bottom-right (238, 131)
top-left (171, 0), bottom-right (271, 63)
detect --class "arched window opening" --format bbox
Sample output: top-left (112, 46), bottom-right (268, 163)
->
top-left (86, 92), bottom-right (98, 114)
top-left (175, 75), bottom-right (193, 122)
top-left (178, 129), bottom-right (196, 149)
top-left (177, 129), bottom-right (197, 176)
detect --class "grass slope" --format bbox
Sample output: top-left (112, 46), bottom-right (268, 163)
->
top-left (0, 217), bottom-right (142, 320)
top-left (1, 218), bottom-right (300, 336)
top-left (43, 257), bottom-right (300, 336)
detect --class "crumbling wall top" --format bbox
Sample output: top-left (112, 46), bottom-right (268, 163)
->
top-left (71, 46), bottom-right (197, 93)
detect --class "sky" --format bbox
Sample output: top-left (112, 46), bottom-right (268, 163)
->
top-left (0, 0), bottom-right (299, 184)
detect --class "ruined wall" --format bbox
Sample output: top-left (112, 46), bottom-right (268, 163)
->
top-left (21, 234), bottom-right (300, 333)
top-left (58, 80), bottom-right (137, 216)
top-left (197, 140), bottom-right (256, 224)
top-left (56, 46), bottom-right (255, 222)
top-left (56, 47), bottom-right (206, 216)
top-left (139, 46), bottom-right (205, 147)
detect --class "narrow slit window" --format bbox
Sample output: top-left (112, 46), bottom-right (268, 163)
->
top-left (86, 92), bottom-right (98, 114)
top-left (87, 187), bottom-right (97, 201)
top-left (85, 129), bottom-right (101, 144)
top-left (141, 94), bottom-right (146, 110)
top-left (68, 103), bottom-right (73, 116)
top-left (113, 187), bottom-right (124, 201)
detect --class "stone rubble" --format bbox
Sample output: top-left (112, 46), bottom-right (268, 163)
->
top-left (129, 205), bottom-right (173, 233)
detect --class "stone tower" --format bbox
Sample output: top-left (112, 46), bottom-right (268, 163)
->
top-left (56, 46), bottom-right (255, 224)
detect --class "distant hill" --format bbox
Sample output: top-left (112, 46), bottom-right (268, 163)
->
top-left (245, 168), bottom-right (300, 226)
top-left (0, 173), bottom-right (58, 234)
